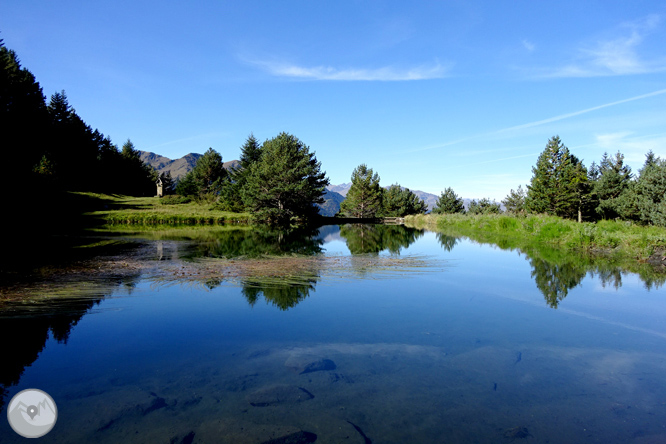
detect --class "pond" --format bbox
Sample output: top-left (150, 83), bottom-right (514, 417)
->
top-left (1, 224), bottom-right (666, 443)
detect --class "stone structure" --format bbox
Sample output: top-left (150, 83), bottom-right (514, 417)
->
top-left (156, 177), bottom-right (163, 197)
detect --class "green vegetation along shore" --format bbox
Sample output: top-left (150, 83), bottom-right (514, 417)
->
top-left (79, 193), bottom-right (250, 225)
top-left (405, 213), bottom-right (666, 262)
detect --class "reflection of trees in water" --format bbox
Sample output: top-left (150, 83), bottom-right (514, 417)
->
top-left (241, 279), bottom-right (318, 311)
top-left (189, 226), bottom-right (324, 259)
top-left (436, 233), bottom-right (459, 252)
top-left (0, 273), bottom-right (142, 411)
top-left (529, 258), bottom-right (587, 308)
top-left (528, 252), bottom-right (665, 308)
top-left (429, 228), bottom-right (665, 309)
top-left (339, 224), bottom-right (424, 255)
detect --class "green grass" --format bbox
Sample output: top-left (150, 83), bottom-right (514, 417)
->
top-left (405, 213), bottom-right (666, 260)
top-left (73, 192), bottom-right (251, 225)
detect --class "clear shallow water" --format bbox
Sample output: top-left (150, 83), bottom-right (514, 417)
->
top-left (1, 225), bottom-right (666, 443)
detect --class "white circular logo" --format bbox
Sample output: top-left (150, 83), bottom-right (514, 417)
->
top-left (7, 389), bottom-right (58, 438)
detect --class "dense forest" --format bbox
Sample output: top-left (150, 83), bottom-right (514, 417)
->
top-left (1, 39), bottom-right (159, 200)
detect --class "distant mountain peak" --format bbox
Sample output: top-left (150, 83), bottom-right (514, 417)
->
top-left (138, 150), bottom-right (239, 180)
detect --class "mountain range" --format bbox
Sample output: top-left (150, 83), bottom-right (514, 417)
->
top-left (139, 151), bottom-right (239, 180)
top-left (138, 150), bottom-right (450, 215)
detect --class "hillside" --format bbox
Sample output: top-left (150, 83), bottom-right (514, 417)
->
top-left (318, 190), bottom-right (346, 217)
top-left (139, 151), bottom-right (239, 180)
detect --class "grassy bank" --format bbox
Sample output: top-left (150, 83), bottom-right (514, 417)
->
top-left (76, 192), bottom-right (251, 225)
top-left (405, 213), bottom-right (666, 261)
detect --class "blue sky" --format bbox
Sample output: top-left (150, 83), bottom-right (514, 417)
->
top-left (2, 0), bottom-right (665, 200)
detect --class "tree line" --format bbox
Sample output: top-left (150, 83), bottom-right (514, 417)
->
top-left (172, 133), bottom-right (329, 225)
top-left (430, 135), bottom-right (666, 227)
top-left (337, 164), bottom-right (428, 218)
top-left (1, 39), bottom-right (159, 202)
top-left (5, 37), bottom-right (664, 228)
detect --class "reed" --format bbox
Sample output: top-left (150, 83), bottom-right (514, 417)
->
top-left (405, 213), bottom-right (666, 259)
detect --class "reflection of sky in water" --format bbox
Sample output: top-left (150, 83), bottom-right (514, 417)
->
top-left (2, 229), bottom-right (666, 443)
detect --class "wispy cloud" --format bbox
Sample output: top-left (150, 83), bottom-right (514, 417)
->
top-left (522, 40), bottom-right (535, 52)
top-left (594, 131), bottom-right (666, 164)
top-left (249, 60), bottom-right (449, 81)
top-left (545, 14), bottom-right (666, 78)
top-left (497, 88), bottom-right (666, 132)
top-left (408, 88), bottom-right (666, 153)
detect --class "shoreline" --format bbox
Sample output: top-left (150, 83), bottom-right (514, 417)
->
top-left (404, 213), bottom-right (666, 266)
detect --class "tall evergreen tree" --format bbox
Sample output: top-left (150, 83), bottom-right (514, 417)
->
top-left (590, 151), bottom-right (633, 220)
top-left (526, 136), bottom-right (588, 220)
top-left (624, 153), bottom-right (666, 226)
top-left (176, 148), bottom-right (227, 198)
top-left (431, 187), bottom-right (465, 214)
top-left (238, 133), bottom-right (262, 170)
top-left (223, 134), bottom-right (261, 211)
top-left (339, 164), bottom-right (383, 218)
top-left (1, 42), bottom-right (49, 201)
top-left (381, 184), bottom-right (427, 217)
top-left (118, 139), bottom-right (158, 195)
top-left (193, 147), bottom-right (226, 195)
top-left (242, 133), bottom-right (329, 225)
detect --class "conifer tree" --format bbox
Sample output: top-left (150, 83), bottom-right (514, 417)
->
top-left (339, 164), bottom-right (383, 218)
top-left (467, 198), bottom-right (502, 215)
top-left (242, 133), bottom-right (329, 225)
top-left (623, 153), bottom-right (666, 226)
top-left (223, 134), bottom-right (262, 211)
top-left (192, 147), bottom-right (226, 195)
top-left (590, 151), bottom-right (633, 220)
top-left (525, 136), bottom-right (588, 220)
top-left (502, 185), bottom-right (526, 214)
top-left (431, 187), bottom-right (465, 214)
top-left (381, 184), bottom-right (427, 217)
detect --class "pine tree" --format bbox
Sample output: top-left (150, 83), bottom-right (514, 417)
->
top-left (118, 139), bottom-right (158, 195)
top-left (381, 184), bottom-right (427, 217)
top-left (192, 147), bottom-right (226, 195)
top-left (502, 185), bottom-right (526, 214)
top-left (526, 136), bottom-right (588, 220)
top-left (1, 43), bottom-right (48, 191)
top-left (626, 154), bottom-right (666, 226)
top-left (431, 187), bottom-right (465, 214)
top-left (467, 198), bottom-right (502, 215)
top-left (591, 151), bottom-right (633, 220)
top-left (242, 132), bottom-right (329, 225)
top-left (238, 133), bottom-right (262, 170)
top-left (225, 134), bottom-right (262, 211)
top-left (339, 164), bottom-right (383, 218)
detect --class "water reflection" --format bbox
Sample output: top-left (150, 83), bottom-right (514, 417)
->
top-left (339, 224), bottom-right (424, 254)
top-left (0, 273), bottom-right (142, 410)
top-left (241, 280), bottom-right (317, 310)
top-left (185, 226), bottom-right (324, 259)
top-left (434, 230), bottom-right (666, 308)
top-left (436, 233), bottom-right (458, 252)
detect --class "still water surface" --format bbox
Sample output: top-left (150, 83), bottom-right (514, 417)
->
top-left (1, 225), bottom-right (666, 443)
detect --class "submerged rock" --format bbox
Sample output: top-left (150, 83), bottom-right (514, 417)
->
top-left (261, 431), bottom-right (317, 444)
top-left (247, 384), bottom-right (314, 407)
top-left (170, 431), bottom-right (195, 444)
top-left (503, 426), bottom-right (532, 440)
top-left (299, 359), bottom-right (337, 375)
